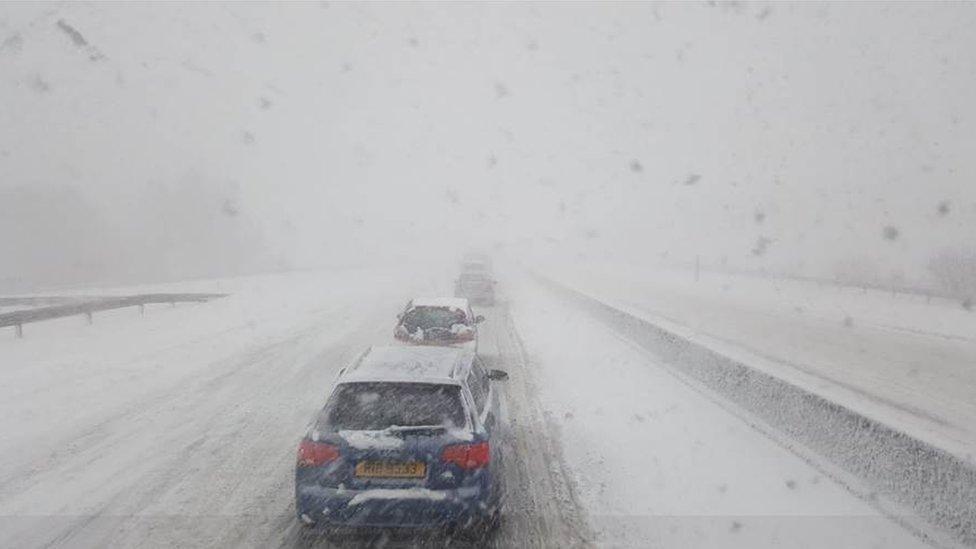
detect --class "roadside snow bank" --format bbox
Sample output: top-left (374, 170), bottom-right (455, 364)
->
top-left (506, 273), bottom-right (930, 548)
top-left (537, 262), bottom-right (976, 460)
top-left (532, 273), bottom-right (975, 547)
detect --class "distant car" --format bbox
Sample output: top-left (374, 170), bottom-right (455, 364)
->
top-left (455, 272), bottom-right (496, 306)
top-left (395, 297), bottom-right (483, 350)
top-left (460, 253), bottom-right (493, 277)
top-left (295, 345), bottom-right (508, 538)
top-left (460, 259), bottom-right (491, 277)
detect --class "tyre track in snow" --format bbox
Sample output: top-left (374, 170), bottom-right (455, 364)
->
top-left (486, 300), bottom-right (594, 548)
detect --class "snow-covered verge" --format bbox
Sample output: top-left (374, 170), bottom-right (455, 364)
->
top-left (535, 262), bottom-right (976, 463)
top-left (526, 262), bottom-right (976, 543)
top-left (505, 273), bottom-right (935, 549)
top-left (523, 270), bottom-right (976, 546)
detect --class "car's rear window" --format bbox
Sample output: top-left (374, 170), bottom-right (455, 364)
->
top-left (401, 306), bottom-right (466, 331)
top-left (319, 382), bottom-right (466, 431)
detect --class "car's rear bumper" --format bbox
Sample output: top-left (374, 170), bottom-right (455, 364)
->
top-left (296, 484), bottom-right (493, 529)
top-left (456, 292), bottom-right (494, 303)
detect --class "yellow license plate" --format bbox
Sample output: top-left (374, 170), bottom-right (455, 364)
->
top-left (355, 461), bottom-right (427, 478)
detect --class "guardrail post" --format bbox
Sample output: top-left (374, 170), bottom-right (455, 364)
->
top-left (15, 324), bottom-right (22, 338)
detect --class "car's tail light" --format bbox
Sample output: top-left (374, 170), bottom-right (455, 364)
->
top-left (441, 441), bottom-right (490, 469)
top-left (297, 439), bottom-right (339, 467)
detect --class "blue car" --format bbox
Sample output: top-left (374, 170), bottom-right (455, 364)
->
top-left (295, 345), bottom-right (508, 538)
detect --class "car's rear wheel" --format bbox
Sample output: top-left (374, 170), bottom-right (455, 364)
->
top-left (295, 523), bottom-right (320, 548)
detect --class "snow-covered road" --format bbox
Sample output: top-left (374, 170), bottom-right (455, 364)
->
top-left (0, 269), bottom-right (944, 547)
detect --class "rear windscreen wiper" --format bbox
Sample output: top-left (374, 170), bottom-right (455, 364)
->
top-left (383, 425), bottom-right (448, 436)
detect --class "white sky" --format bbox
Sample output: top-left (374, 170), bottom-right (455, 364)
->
top-left (1, 2), bottom-right (974, 286)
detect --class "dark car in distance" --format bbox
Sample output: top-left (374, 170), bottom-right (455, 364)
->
top-left (454, 272), bottom-right (496, 306)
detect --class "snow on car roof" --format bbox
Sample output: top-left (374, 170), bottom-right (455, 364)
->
top-left (409, 297), bottom-right (470, 310)
top-left (344, 345), bottom-right (473, 382)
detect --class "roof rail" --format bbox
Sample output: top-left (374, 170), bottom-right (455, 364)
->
top-left (347, 346), bottom-right (372, 373)
top-left (449, 351), bottom-right (472, 379)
